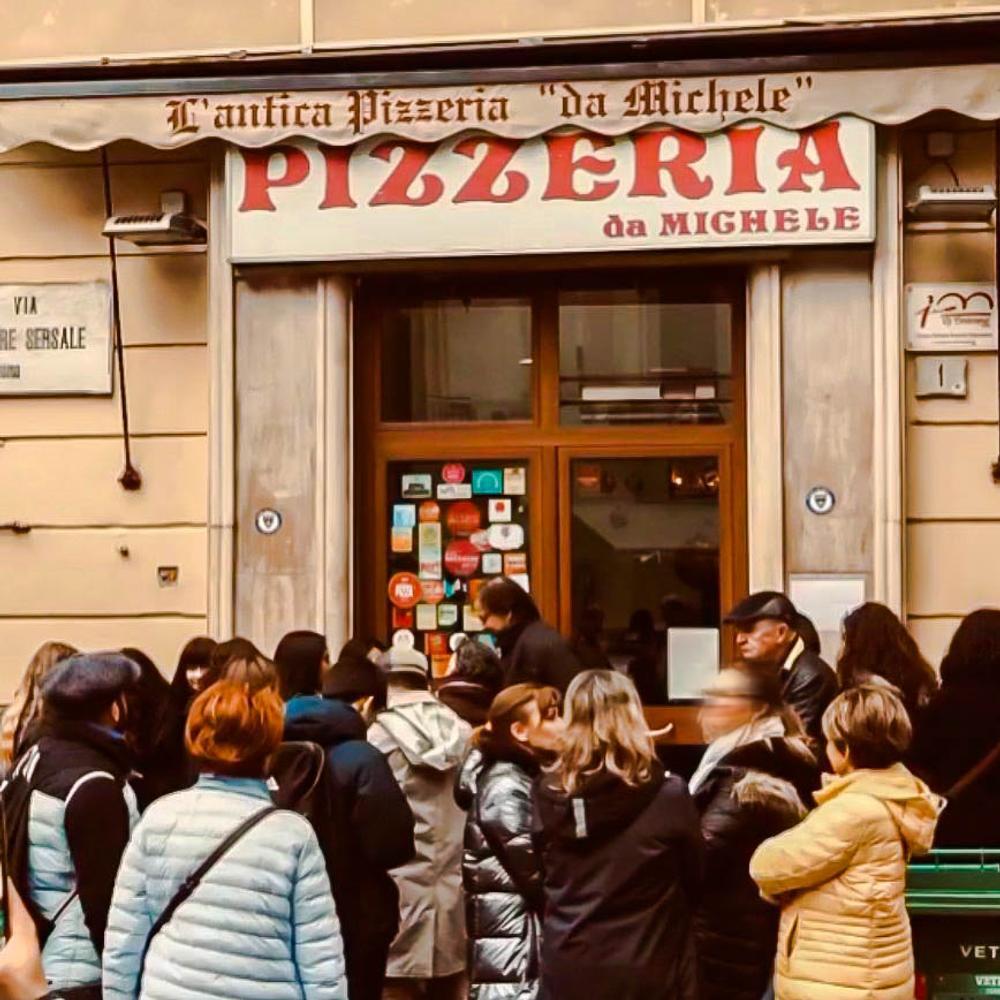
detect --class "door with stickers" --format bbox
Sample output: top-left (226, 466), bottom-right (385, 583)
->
top-left (355, 271), bottom-right (746, 694)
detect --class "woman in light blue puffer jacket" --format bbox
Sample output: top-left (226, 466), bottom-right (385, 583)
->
top-left (102, 678), bottom-right (347, 1000)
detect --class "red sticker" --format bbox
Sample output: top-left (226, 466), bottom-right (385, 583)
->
top-left (419, 501), bottom-right (441, 523)
top-left (444, 540), bottom-right (480, 578)
top-left (425, 632), bottom-right (450, 657)
top-left (442, 463), bottom-right (467, 484)
top-left (422, 580), bottom-right (445, 605)
top-left (392, 607), bottom-right (415, 629)
top-left (387, 572), bottom-right (423, 609)
top-left (445, 500), bottom-right (482, 538)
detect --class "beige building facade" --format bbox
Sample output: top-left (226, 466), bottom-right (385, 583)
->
top-left (1, 2), bottom-right (1000, 694)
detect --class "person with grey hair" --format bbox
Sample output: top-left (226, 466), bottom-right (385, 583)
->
top-left (1, 651), bottom-right (142, 1000)
top-left (369, 645), bottom-right (472, 1000)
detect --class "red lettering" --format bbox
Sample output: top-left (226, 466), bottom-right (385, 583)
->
top-left (238, 145), bottom-right (310, 212)
top-left (774, 208), bottom-right (800, 232)
top-left (542, 132), bottom-right (618, 202)
top-left (693, 211), bottom-right (709, 236)
top-left (777, 122), bottom-right (861, 193)
top-left (740, 209), bottom-right (768, 233)
top-left (318, 145), bottom-right (357, 209)
top-left (451, 136), bottom-right (529, 204)
top-left (725, 127), bottom-right (766, 195)
top-left (368, 141), bottom-right (444, 207)
top-left (630, 129), bottom-right (712, 199)
top-left (805, 207), bottom-right (831, 231)
top-left (835, 205), bottom-right (862, 230)
top-left (711, 210), bottom-right (736, 235)
top-left (659, 213), bottom-right (691, 236)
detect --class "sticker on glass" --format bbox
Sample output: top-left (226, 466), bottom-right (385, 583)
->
top-left (392, 628), bottom-right (416, 650)
top-left (437, 604), bottom-right (459, 628)
top-left (445, 540), bottom-right (480, 578)
top-left (418, 522), bottom-right (443, 579)
top-left (392, 607), bottom-right (415, 629)
top-left (401, 474), bottom-right (432, 499)
top-left (488, 498), bottom-right (512, 523)
top-left (472, 469), bottom-right (503, 495)
top-left (438, 483), bottom-right (473, 500)
top-left (504, 552), bottom-right (528, 575)
top-left (419, 501), bottom-right (441, 523)
top-left (391, 526), bottom-right (413, 553)
top-left (488, 523), bottom-right (525, 551)
top-left (421, 580), bottom-right (445, 605)
top-left (392, 504), bottom-right (416, 528)
top-left (415, 604), bottom-right (438, 631)
top-left (482, 552), bottom-right (503, 575)
top-left (469, 529), bottom-right (491, 551)
top-left (503, 468), bottom-right (527, 496)
top-left (387, 572), bottom-right (422, 609)
top-left (463, 605), bottom-right (485, 632)
top-left (509, 573), bottom-right (531, 593)
top-left (441, 463), bottom-right (466, 484)
top-left (425, 632), bottom-right (449, 658)
top-left (446, 500), bottom-right (482, 537)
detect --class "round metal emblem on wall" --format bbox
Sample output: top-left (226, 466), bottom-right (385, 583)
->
top-left (805, 487), bottom-right (836, 516)
top-left (254, 508), bottom-right (283, 535)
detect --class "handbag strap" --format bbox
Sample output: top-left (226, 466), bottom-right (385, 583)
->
top-left (137, 805), bottom-right (278, 988)
top-left (945, 740), bottom-right (1000, 801)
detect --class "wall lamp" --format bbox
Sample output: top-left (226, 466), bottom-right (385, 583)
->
top-left (102, 189), bottom-right (207, 247)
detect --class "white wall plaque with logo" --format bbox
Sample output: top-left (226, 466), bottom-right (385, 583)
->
top-left (0, 282), bottom-right (112, 395)
top-left (905, 283), bottom-right (998, 352)
top-left (228, 116), bottom-right (875, 262)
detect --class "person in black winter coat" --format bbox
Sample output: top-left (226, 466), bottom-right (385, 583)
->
top-left (532, 670), bottom-right (703, 1000)
top-left (910, 609), bottom-right (1000, 847)
top-left (477, 577), bottom-right (582, 693)
top-left (455, 683), bottom-right (563, 1000)
top-left (275, 630), bottom-right (416, 1000)
top-left (688, 669), bottom-right (818, 1000)
top-left (725, 591), bottom-right (838, 747)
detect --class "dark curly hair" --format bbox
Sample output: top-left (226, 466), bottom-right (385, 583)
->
top-left (837, 602), bottom-right (938, 713)
top-left (940, 608), bottom-right (1000, 688)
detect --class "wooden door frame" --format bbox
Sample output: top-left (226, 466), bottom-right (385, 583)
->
top-left (354, 267), bottom-right (748, 646)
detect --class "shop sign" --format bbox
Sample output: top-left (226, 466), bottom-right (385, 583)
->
top-left (228, 117), bottom-right (874, 261)
top-left (905, 283), bottom-right (998, 352)
top-left (0, 282), bottom-right (112, 396)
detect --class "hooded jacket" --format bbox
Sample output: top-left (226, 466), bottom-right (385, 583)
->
top-left (369, 692), bottom-right (472, 979)
top-left (532, 761), bottom-right (703, 1000)
top-left (284, 697), bottom-right (415, 956)
top-left (750, 764), bottom-right (943, 1000)
top-left (455, 748), bottom-right (543, 1000)
top-left (692, 738), bottom-right (817, 1000)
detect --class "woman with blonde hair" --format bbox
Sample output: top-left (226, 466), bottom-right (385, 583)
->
top-left (532, 670), bottom-right (703, 1000)
top-left (103, 679), bottom-right (347, 999)
top-left (751, 685), bottom-right (942, 1000)
top-left (0, 640), bottom-right (76, 769)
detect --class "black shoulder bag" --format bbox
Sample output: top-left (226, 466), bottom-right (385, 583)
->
top-left (137, 806), bottom-right (278, 992)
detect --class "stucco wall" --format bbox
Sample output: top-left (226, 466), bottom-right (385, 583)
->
top-left (902, 124), bottom-right (1000, 665)
top-left (0, 142), bottom-right (212, 695)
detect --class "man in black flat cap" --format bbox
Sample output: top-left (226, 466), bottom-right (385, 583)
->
top-left (724, 591), bottom-right (838, 747)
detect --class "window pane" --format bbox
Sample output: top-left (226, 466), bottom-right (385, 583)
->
top-left (382, 297), bottom-right (532, 422)
top-left (386, 458), bottom-right (532, 675)
top-left (569, 456), bottom-right (721, 704)
top-left (559, 289), bottom-right (732, 425)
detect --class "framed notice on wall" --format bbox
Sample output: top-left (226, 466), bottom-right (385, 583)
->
top-left (0, 282), bottom-right (113, 395)
top-left (905, 283), bottom-right (998, 352)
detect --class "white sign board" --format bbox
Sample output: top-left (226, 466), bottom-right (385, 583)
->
top-left (0, 282), bottom-right (112, 395)
top-left (667, 627), bottom-right (720, 701)
top-left (229, 117), bottom-right (875, 262)
top-left (789, 574), bottom-right (866, 667)
top-left (905, 283), bottom-right (998, 352)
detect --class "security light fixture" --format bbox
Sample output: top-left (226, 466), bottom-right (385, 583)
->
top-left (102, 190), bottom-right (206, 246)
top-left (905, 183), bottom-right (997, 223)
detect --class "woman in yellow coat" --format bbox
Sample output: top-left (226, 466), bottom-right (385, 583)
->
top-left (750, 684), bottom-right (943, 1000)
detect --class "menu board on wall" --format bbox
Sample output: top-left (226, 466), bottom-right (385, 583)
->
top-left (387, 459), bottom-right (530, 676)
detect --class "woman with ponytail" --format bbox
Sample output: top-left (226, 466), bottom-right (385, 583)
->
top-left (454, 684), bottom-right (562, 1000)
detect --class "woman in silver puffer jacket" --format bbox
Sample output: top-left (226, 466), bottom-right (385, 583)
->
top-left (454, 683), bottom-right (563, 1000)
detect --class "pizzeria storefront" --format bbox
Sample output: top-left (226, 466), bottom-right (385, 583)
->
top-left (2, 53), bottom-right (1000, 716)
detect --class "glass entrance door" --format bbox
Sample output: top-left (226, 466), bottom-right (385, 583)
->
top-left (355, 269), bottom-right (747, 704)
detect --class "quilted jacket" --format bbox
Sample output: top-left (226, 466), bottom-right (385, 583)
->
top-left (102, 774), bottom-right (347, 1000)
top-left (750, 764), bottom-right (943, 1000)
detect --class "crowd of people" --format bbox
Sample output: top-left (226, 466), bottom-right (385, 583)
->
top-left (0, 576), bottom-right (997, 1000)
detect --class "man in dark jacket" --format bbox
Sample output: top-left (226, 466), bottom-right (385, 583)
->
top-left (725, 591), bottom-right (838, 747)
top-left (277, 637), bottom-right (415, 1000)
top-left (5, 652), bottom-right (141, 999)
